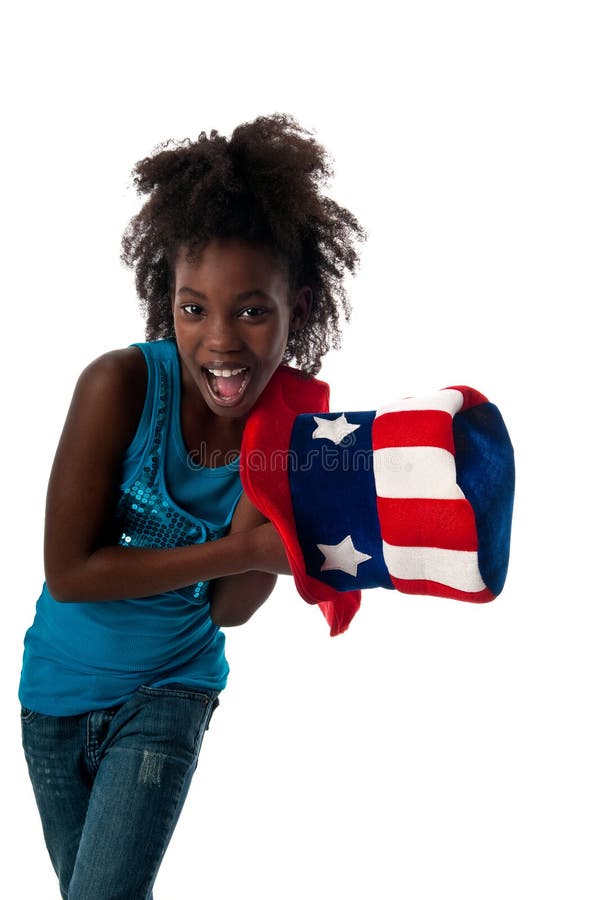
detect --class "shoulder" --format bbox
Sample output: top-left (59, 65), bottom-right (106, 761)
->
top-left (79, 346), bottom-right (147, 384)
top-left (78, 340), bottom-right (179, 395)
top-left (73, 346), bottom-right (148, 449)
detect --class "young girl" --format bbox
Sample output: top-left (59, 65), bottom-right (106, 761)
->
top-left (19, 113), bottom-right (365, 899)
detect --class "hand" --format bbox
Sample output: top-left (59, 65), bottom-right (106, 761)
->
top-left (250, 522), bottom-right (292, 576)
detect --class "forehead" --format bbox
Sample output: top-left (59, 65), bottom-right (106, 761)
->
top-left (173, 239), bottom-right (289, 291)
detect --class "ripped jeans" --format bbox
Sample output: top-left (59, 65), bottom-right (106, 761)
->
top-left (21, 684), bottom-right (220, 899)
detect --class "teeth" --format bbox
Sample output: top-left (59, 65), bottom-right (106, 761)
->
top-left (207, 367), bottom-right (247, 377)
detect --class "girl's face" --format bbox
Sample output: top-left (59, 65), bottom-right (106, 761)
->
top-left (172, 239), bottom-right (311, 419)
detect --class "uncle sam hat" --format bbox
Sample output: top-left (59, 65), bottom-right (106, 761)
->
top-left (240, 367), bottom-right (515, 636)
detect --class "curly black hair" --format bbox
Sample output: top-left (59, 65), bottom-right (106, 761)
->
top-left (121, 113), bottom-right (366, 375)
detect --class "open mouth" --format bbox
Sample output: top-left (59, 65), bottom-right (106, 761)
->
top-left (202, 366), bottom-right (251, 406)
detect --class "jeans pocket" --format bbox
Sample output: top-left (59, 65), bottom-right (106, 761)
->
top-left (20, 706), bottom-right (40, 725)
top-left (137, 683), bottom-right (214, 703)
top-left (135, 685), bottom-right (220, 760)
top-left (204, 696), bottom-right (219, 731)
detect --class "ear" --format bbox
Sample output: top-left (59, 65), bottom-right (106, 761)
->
top-left (289, 286), bottom-right (312, 332)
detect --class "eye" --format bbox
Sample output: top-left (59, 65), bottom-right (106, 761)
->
top-left (180, 303), bottom-right (205, 317)
top-left (238, 306), bottom-right (268, 319)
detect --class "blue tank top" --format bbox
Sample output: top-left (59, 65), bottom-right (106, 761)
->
top-left (19, 339), bottom-right (242, 715)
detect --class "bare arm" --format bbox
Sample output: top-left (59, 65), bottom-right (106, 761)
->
top-left (210, 493), bottom-right (292, 627)
top-left (43, 350), bottom-right (286, 603)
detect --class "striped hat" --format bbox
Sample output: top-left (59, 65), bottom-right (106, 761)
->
top-left (240, 367), bottom-right (515, 635)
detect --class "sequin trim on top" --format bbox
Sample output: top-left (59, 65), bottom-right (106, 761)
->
top-left (113, 360), bottom-right (221, 602)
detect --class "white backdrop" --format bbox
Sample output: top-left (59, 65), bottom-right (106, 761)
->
top-left (3, 2), bottom-right (596, 898)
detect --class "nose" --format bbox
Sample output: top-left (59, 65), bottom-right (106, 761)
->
top-left (204, 313), bottom-right (243, 354)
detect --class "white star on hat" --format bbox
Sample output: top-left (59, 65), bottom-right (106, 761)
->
top-left (317, 535), bottom-right (372, 577)
top-left (312, 414), bottom-right (360, 445)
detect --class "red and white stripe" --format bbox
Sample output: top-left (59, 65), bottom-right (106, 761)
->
top-left (372, 387), bottom-right (493, 602)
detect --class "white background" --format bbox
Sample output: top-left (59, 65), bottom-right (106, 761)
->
top-left (2, 1), bottom-right (596, 897)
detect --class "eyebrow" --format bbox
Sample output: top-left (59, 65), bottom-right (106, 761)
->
top-left (176, 287), bottom-right (275, 303)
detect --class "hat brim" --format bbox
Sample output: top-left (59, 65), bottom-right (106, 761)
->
top-left (240, 366), bottom-right (361, 636)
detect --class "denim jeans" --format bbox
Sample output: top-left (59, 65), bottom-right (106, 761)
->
top-left (21, 683), bottom-right (220, 899)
